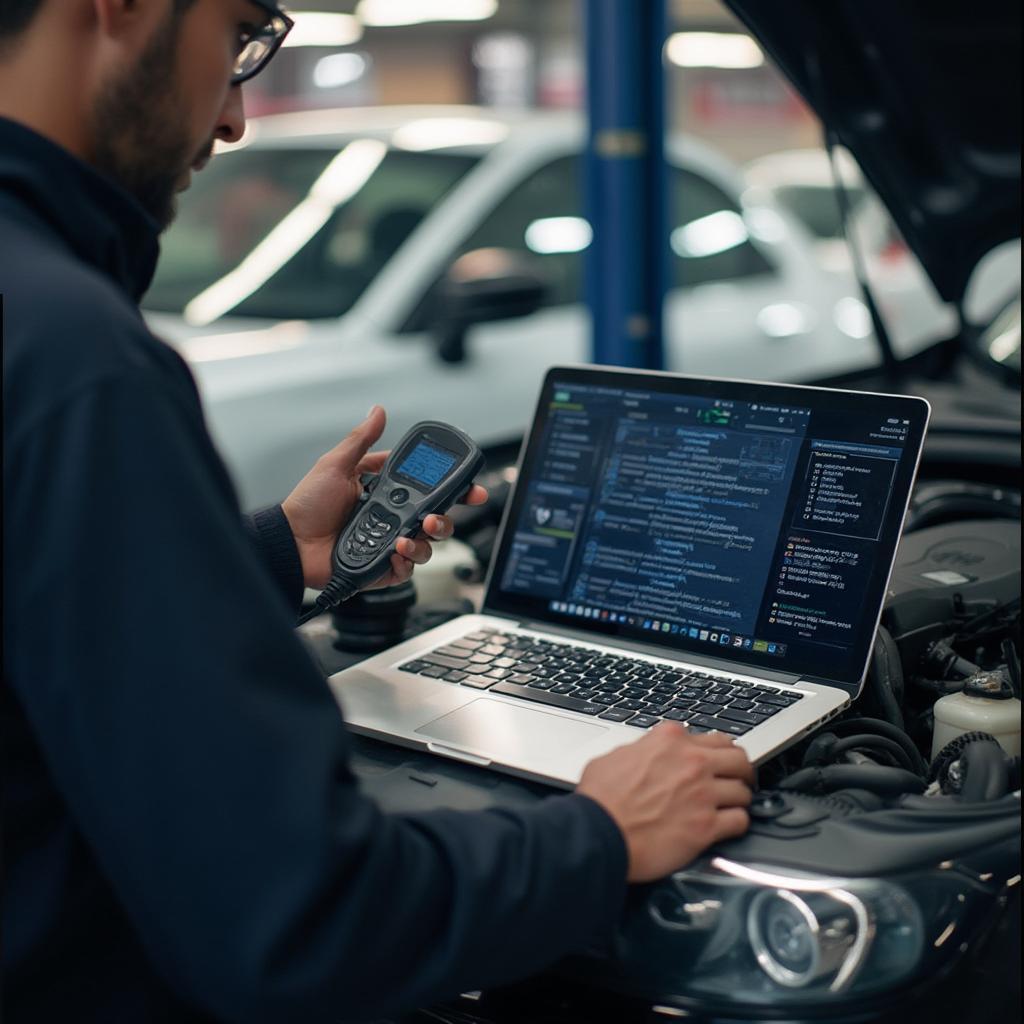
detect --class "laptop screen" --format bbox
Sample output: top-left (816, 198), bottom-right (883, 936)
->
top-left (484, 367), bottom-right (929, 686)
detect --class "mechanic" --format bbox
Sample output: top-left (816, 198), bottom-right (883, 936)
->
top-left (0, 2), bottom-right (755, 1021)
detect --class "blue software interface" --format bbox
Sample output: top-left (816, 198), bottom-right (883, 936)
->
top-left (497, 380), bottom-right (914, 672)
top-left (396, 441), bottom-right (457, 488)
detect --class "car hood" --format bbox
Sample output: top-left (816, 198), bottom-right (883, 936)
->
top-left (723, 0), bottom-right (1021, 307)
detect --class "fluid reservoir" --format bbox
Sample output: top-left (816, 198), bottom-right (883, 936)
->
top-left (931, 670), bottom-right (1022, 760)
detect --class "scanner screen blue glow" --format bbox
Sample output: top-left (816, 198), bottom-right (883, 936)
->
top-left (397, 441), bottom-right (457, 487)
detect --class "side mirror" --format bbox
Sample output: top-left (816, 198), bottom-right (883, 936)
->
top-left (434, 248), bottom-right (548, 364)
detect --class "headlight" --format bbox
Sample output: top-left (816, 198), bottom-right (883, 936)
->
top-left (595, 845), bottom-right (1020, 1014)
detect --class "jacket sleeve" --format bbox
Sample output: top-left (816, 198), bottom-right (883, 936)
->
top-left (4, 367), bottom-right (628, 1024)
top-left (243, 505), bottom-right (305, 615)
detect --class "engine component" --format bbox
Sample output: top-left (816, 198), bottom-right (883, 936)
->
top-left (931, 670), bottom-right (1021, 759)
top-left (883, 519), bottom-right (1020, 670)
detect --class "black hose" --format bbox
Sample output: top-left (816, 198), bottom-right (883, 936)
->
top-left (779, 764), bottom-right (926, 797)
top-left (827, 716), bottom-right (929, 777)
top-left (958, 740), bottom-right (1012, 801)
top-left (867, 625), bottom-right (905, 729)
top-left (830, 734), bottom-right (917, 773)
top-left (928, 730), bottom-right (998, 784)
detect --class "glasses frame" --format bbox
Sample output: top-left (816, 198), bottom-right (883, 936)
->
top-left (231, 2), bottom-right (294, 86)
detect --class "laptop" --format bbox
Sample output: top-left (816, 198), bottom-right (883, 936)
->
top-left (326, 366), bottom-right (930, 787)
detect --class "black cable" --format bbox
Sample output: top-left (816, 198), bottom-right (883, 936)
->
top-left (296, 575), bottom-right (359, 627)
top-left (827, 716), bottom-right (929, 778)
top-left (868, 625), bottom-right (905, 729)
top-left (830, 734), bottom-right (918, 773)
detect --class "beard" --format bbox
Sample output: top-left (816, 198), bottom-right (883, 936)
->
top-left (90, 10), bottom-right (213, 230)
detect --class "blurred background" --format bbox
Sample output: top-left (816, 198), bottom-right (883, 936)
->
top-left (238, 0), bottom-right (820, 164)
top-left (143, 0), bottom-right (1020, 513)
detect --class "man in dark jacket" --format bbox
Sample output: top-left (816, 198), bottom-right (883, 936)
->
top-left (1, 2), bottom-right (755, 1021)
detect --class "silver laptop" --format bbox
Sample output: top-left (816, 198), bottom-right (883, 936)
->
top-left (327, 366), bottom-right (929, 788)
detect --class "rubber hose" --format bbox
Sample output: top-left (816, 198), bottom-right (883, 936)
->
top-left (830, 734), bottom-right (917, 773)
top-left (868, 625), bottom-right (905, 727)
top-left (928, 730), bottom-right (998, 784)
top-left (958, 740), bottom-right (1011, 801)
top-left (827, 716), bottom-right (929, 777)
top-left (779, 764), bottom-right (927, 797)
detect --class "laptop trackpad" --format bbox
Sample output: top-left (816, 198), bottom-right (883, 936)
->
top-left (416, 699), bottom-right (606, 761)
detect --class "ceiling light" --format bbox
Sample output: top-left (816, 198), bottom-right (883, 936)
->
top-left (357, 0), bottom-right (498, 28)
top-left (665, 32), bottom-right (764, 69)
top-left (313, 53), bottom-right (369, 89)
top-left (282, 12), bottom-right (363, 47)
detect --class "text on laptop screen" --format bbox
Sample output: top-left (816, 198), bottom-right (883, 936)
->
top-left (488, 374), bottom-right (928, 684)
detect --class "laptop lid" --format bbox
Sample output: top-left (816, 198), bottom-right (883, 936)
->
top-left (482, 366), bottom-right (930, 692)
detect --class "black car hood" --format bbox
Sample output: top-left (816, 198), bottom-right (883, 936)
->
top-left (723, 0), bottom-right (1021, 307)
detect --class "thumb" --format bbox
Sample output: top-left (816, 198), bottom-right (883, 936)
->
top-left (331, 405), bottom-right (387, 472)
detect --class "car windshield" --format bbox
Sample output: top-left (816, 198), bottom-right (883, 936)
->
top-left (772, 182), bottom-right (868, 240)
top-left (144, 144), bottom-right (479, 322)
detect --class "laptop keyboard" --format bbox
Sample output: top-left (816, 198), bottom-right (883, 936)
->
top-left (398, 628), bottom-right (804, 735)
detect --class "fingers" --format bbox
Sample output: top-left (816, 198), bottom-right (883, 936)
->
top-left (464, 484), bottom-right (488, 506)
top-left (328, 406), bottom-right (387, 473)
top-left (395, 536), bottom-right (433, 564)
top-left (421, 514), bottom-right (454, 540)
top-left (713, 777), bottom-right (753, 808)
top-left (355, 450), bottom-right (389, 475)
top-left (712, 806), bottom-right (750, 844)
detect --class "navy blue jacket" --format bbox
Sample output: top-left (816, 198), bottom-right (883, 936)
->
top-left (0, 117), bottom-right (627, 1023)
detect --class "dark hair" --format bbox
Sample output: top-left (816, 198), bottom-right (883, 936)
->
top-left (0, 0), bottom-right (197, 40)
top-left (0, 0), bottom-right (42, 39)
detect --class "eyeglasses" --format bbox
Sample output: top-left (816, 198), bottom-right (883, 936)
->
top-left (232, 2), bottom-right (294, 85)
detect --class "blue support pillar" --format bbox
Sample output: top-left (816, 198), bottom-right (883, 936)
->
top-left (584, 0), bottom-right (669, 369)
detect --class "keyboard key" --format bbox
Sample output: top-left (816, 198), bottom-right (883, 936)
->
top-left (493, 657), bottom-right (517, 669)
top-left (485, 667), bottom-right (512, 679)
top-left (508, 673), bottom-right (535, 685)
top-left (690, 714), bottom-right (750, 736)
top-left (528, 678), bottom-right (556, 690)
top-left (755, 693), bottom-right (796, 707)
top-left (617, 699), bottom-right (647, 711)
top-left (663, 709), bottom-right (693, 722)
top-left (573, 688), bottom-right (598, 700)
top-left (719, 707), bottom-right (766, 726)
top-left (469, 653), bottom-right (495, 664)
top-left (436, 645), bottom-right (473, 658)
top-left (592, 693), bottom-right (622, 706)
top-left (424, 654), bottom-right (473, 670)
top-left (460, 675), bottom-right (495, 689)
top-left (621, 688), bottom-right (649, 701)
top-left (599, 708), bottom-right (636, 723)
top-left (443, 671), bottom-right (468, 683)
top-left (399, 660), bottom-right (430, 673)
top-left (729, 699), bottom-right (755, 711)
top-left (692, 701), bottom-right (726, 715)
top-left (480, 645), bottom-right (505, 656)
top-left (420, 666), bottom-right (448, 678)
top-left (701, 694), bottom-right (733, 706)
top-left (449, 639), bottom-right (482, 651)
top-left (550, 683), bottom-right (576, 695)
top-left (641, 704), bottom-right (670, 716)
top-left (626, 714), bottom-right (661, 729)
top-left (490, 681), bottom-right (604, 716)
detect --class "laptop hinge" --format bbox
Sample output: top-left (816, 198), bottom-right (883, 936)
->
top-left (511, 618), bottom-right (804, 685)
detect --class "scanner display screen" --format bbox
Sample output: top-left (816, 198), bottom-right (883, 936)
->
top-left (396, 440), bottom-right (458, 488)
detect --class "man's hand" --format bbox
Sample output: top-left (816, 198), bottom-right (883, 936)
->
top-left (282, 406), bottom-right (487, 591)
top-left (577, 723), bottom-right (755, 882)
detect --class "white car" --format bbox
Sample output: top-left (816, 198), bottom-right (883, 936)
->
top-left (144, 107), bottom-right (889, 510)
top-left (742, 147), bottom-right (1021, 354)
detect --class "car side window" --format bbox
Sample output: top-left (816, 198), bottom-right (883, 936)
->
top-left (443, 157), bottom-right (775, 314)
top-left (672, 167), bottom-right (775, 287)
top-left (456, 155), bottom-right (584, 308)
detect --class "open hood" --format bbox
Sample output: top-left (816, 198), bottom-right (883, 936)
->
top-left (723, 0), bottom-right (1021, 307)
